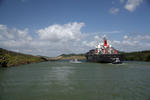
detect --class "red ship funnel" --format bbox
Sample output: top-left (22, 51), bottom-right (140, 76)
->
top-left (104, 38), bottom-right (107, 47)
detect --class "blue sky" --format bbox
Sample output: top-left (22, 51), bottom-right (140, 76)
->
top-left (0, 0), bottom-right (150, 56)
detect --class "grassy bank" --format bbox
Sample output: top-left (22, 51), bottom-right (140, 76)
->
top-left (122, 50), bottom-right (150, 61)
top-left (60, 54), bottom-right (86, 60)
top-left (0, 48), bottom-right (46, 67)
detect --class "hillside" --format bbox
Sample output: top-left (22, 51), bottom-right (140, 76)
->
top-left (122, 50), bottom-right (150, 61)
top-left (0, 48), bottom-right (47, 67)
top-left (60, 53), bottom-right (86, 60)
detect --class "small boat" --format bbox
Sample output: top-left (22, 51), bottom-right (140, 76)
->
top-left (112, 58), bottom-right (122, 64)
top-left (70, 59), bottom-right (81, 63)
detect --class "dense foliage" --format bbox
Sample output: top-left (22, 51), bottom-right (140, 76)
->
top-left (122, 50), bottom-right (150, 61)
top-left (0, 48), bottom-right (46, 67)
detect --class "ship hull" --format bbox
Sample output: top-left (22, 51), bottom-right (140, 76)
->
top-left (85, 54), bottom-right (123, 63)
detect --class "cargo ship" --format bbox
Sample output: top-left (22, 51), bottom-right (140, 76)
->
top-left (85, 37), bottom-right (123, 63)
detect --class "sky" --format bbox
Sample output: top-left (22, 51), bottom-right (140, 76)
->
top-left (0, 0), bottom-right (150, 56)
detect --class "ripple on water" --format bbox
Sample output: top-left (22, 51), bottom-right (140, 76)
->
top-left (0, 61), bottom-right (150, 100)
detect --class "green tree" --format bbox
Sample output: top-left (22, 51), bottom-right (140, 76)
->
top-left (0, 55), bottom-right (8, 67)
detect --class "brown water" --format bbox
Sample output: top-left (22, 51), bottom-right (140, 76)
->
top-left (0, 61), bottom-right (150, 100)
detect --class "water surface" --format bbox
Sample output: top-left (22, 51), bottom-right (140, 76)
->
top-left (0, 61), bottom-right (150, 100)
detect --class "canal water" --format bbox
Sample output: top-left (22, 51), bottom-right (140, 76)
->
top-left (0, 61), bottom-right (150, 100)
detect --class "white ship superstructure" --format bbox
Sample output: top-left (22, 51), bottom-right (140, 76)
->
top-left (85, 37), bottom-right (123, 63)
top-left (95, 37), bottom-right (118, 54)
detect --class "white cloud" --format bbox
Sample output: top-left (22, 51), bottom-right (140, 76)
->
top-left (109, 7), bottom-right (120, 14)
top-left (82, 35), bottom-right (105, 48)
top-left (112, 34), bottom-right (150, 51)
top-left (0, 23), bottom-right (86, 56)
top-left (113, 40), bottom-right (121, 44)
top-left (37, 22), bottom-right (84, 42)
top-left (0, 24), bottom-right (34, 54)
top-left (0, 25), bottom-right (32, 41)
top-left (82, 33), bottom-right (150, 52)
top-left (82, 40), bottom-right (97, 48)
top-left (0, 23), bottom-right (150, 56)
top-left (123, 35), bottom-right (128, 39)
top-left (124, 0), bottom-right (143, 12)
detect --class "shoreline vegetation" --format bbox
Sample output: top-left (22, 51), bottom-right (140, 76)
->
top-left (122, 51), bottom-right (150, 61)
top-left (60, 54), bottom-right (86, 60)
top-left (0, 48), bottom-right (150, 67)
top-left (0, 48), bottom-right (47, 67)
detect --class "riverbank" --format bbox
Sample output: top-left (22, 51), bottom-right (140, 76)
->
top-left (61, 56), bottom-right (86, 60)
top-left (0, 48), bottom-right (47, 67)
top-left (0, 48), bottom-right (85, 67)
top-left (60, 54), bottom-right (86, 60)
top-left (122, 50), bottom-right (150, 61)
top-left (1, 48), bottom-right (150, 68)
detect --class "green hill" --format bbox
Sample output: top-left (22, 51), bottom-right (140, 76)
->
top-left (60, 53), bottom-right (86, 60)
top-left (0, 48), bottom-right (47, 67)
top-left (122, 50), bottom-right (150, 61)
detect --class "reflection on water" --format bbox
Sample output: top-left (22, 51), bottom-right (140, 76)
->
top-left (0, 61), bottom-right (150, 100)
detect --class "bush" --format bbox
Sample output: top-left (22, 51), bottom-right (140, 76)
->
top-left (146, 55), bottom-right (150, 61)
top-left (0, 55), bottom-right (8, 67)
